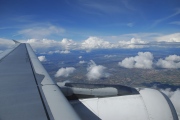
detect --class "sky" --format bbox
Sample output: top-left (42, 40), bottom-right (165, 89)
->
top-left (0, 0), bottom-right (180, 43)
top-left (1, 1), bottom-right (180, 117)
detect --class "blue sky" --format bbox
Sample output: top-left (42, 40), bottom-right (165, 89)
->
top-left (0, 0), bottom-right (180, 41)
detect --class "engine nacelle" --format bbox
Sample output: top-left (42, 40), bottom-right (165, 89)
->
top-left (57, 82), bottom-right (178, 120)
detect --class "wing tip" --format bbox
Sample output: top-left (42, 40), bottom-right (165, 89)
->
top-left (12, 39), bottom-right (21, 44)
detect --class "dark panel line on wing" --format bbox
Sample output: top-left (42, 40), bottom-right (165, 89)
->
top-left (160, 91), bottom-right (178, 120)
top-left (25, 44), bottom-right (51, 120)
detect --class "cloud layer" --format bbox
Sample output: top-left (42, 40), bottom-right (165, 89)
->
top-left (1, 32), bottom-right (180, 51)
top-left (86, 60), bottom-right (109, 80)
top-left (156, 33), bottom-right (180, 42)
top-left (54, 67), bottom-right (76, 77)
top-left (26, 34), bottom-right (180, 51)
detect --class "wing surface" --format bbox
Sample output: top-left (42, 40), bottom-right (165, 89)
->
top-left (0, 43), bottom-right (80, 120)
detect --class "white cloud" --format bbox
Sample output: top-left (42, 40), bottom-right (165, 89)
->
top-left (38, 56), bottom-right (46, 62)
top-left (22, 37), bottom-right (151, 51)
top-left (79, 56), bottom-right (82, 59)
top-left (127, 38), bottom-right (147, 44)
top-left (165, 55), bottom-right (180, 61)
top-left (161, 88), bottom-right (180, 119)
top-left (1, 32), bottom-right (180, 53)
top-left (103, 33), bottom-right (180, 48)
top-left (59, 50), bottom-right (71, 54)
top-left (79, 60), bottom-right (86, 64)
top-left (18, 25), bottom-right (65, 38)
top-left (26, 39), bottom-right (61, 49)
top-left (48, 51), bottom-right (54, 54)
top-left (156, 55), bottom-right (180, 69)
top-left (86, 60), bottom-right (109, 80)
top-left (0, 38), bottom-right (15, 50)
top-left (118, 38), bottom-right (148, 49)
top-left (156, 33), bottom-right (180, 42)
top-left (102, 33), bottom-right (161, 42)
top-left (54, 67), bottom-right (76, 77)
top-left (25, 38), bottom-right (77, 51)
top-left (48, 50), bottom-right (70, 54)
top-left (119, 53), bottom-right (180, 69)
top-left (81, 36), bottom-right (116, 50)
top-left (61, 38), bottom-right (77, 50)
top-left (118, 52), bottom-right (154, 69)
top-left (104, 55), bottom-right (117, 58)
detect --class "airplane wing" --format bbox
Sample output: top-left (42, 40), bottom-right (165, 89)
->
top-left (0, 42), bottom-right (80, 120)
top-left (0, 41), bottom-right (178, 120)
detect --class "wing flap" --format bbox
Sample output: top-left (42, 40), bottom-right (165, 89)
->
top-left (42, 85), bottom-right (80, 120)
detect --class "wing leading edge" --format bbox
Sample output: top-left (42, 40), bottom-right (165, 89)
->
top-left (0, 43), bottom-right (80, 120)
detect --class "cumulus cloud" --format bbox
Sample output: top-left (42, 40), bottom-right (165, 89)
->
top-left (118, 38), bottom-right (148, 49)
top-left (118, 53), bottom-right (180, 69)
top-left (54, 67), bottom-right (76, 77)
top-left (118, 52), bottom-right (154, 69)
top-left (86, 60), bottom-right (109, 80)
top-left (60, 38), bottom-right (77, 50)
top-left (79, 60), bottom-right (86, 64)
top-left (38, 56), bottom-right (46, 62)
top-left (81, 36), bottom-right (115, 50)
top-left (79, 56), bottom-right (82, 59)
top-left (161, 88), bottom-right (180, 119)
top-left (156, 55), bottom-right (180, 68)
